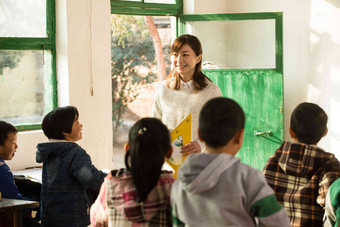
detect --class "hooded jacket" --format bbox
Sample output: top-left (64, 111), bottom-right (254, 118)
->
top-left (171, 153), bottom-right (291, 227)
top-left (90, 169), bottom-right (174, 227)
top-left (36, 141), bottom-right (106, 227)
top-left (263, 141), bottom-right (340, 227)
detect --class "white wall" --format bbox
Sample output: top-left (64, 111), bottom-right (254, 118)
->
top-left (184, 0), bottom-right (340, 157)
top-left (8, 0), bottom-right (113, 171)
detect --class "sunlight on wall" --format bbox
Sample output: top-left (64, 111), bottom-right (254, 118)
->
top-left (329, 65), bottom-right (340, 158)
top-left (330, 98), bottom-right (340, 158)
top-left (310, 0), bottom-right (331, 34)
top-left (309, 33), bottom-right (320, 51)
top-left (310, 0), bottom-right (340, 45)
top-left (331, 65), bottom-right (340, 84)
top-left (309, 0), bottom-right (340, 156)
top-left (306, 84), bottom-right (322, 103)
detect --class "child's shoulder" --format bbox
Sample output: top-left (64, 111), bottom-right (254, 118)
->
top-left (0, 158), bottom-right (5, 165)
top-left (159, 170), bottom-right (175, 183)
top-left (109, 168), bottom-right (127, 178)
top-left (0, 159), bottom-right (9, 170)
top-left (237, 162), bottom-right (268, 182)
top-left (330, 177), bottom-right (340, 190)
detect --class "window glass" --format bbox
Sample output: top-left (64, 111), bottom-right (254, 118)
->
top-left (186, 19), bottom-right (276, 69)
top-left (0, 0), bottom-right (46, 37)
top-left (0, 50), bottom-right (53, 126)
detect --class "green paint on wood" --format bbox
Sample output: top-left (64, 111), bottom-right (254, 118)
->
top-left (205, 70), bottom-right (283, 170)
top-left (111, 0), bottom-right (183, 16)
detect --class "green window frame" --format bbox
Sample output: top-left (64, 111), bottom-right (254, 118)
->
top-left (0, 0), bottom-right (57, 131)
top-left (111, 0), bottom-right (182, 17)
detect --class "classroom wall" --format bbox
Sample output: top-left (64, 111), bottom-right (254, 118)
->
top-left (8, 0), bottom-right (113, 171)
top-left (184, 0), bottom-right (340, 158)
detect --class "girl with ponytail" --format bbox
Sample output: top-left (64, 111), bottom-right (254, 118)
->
top-left (90, 118), bottom-right (174, 227)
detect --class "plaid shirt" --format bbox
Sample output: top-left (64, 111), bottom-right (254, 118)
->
top-left (90, 169), bottom-right (174, 227)
top-left (263, 141), bottom-right (340, 227)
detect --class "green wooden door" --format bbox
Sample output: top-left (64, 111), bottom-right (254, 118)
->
top-left (179, 13), bottom-right (283, 170)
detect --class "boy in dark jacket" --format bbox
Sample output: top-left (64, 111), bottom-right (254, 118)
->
top-left (36, 106), bottom-right (106, 227)
top-left (263, 102), bottom-right (340, 227)
top-left (0, 121), bottom-right (40, 227)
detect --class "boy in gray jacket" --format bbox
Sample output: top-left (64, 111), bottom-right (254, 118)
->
top-left (170, 97), bottom-right (291, 227)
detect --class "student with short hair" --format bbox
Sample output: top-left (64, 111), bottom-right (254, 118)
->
top-left (36, 106), bottom-right (106, 227)
top-left (263, 102), bottom-right (340, 227)
top-left (171, 97), bottom-right (291, 227)
top-left (90, 118), bottom-right (174, 227)
top-left (0, 121), bottom-right (20, 199)
top-left (0, 121), bottom-right (40, 227)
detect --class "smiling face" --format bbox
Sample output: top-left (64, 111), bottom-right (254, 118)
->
top-left (63, 117), bottom-right (83, 142)
top-left (0, 132), bottom-right (18, 161)
top-left (171, 44), bottom-right (201, 82)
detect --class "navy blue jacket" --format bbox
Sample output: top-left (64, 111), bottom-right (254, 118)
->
top-left (0, 158), bottom-right (23, 200)
top-left (36, 141), bottom-right (106, 227)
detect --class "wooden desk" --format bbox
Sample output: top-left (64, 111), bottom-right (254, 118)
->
top-left (13, 168), bottom-right (42, 203)
top-left (0, 198), bottom-right (39, 227)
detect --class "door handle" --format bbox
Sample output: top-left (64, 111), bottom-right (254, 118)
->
top-left (253, 130), bottom-right (282, 144)
top-left (254, 131), bottom-right (272, 136)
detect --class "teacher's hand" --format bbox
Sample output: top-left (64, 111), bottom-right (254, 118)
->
top-left (181, 141), bottom-right (201, 156)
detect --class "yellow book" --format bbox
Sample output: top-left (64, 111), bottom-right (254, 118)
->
top-left (166, 114), bottom-right (191, 179)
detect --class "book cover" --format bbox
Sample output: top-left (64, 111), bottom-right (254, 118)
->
top-left (166, 114), bottom-right (191, 178)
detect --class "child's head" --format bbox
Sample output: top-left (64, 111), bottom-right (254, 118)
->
top-left (290, 102), bottom-right (328, 144)
top-left (0, 121), bottom-right (18, 160)
top-left (199, 97), bottom-right (245, 152)
top-left (125, 117), bottom-right (171, 202)
top-left (42, 106), bottom-right (82, 142)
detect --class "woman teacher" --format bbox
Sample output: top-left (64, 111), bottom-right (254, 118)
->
top-left (152, 34), bottom-right (222, 159)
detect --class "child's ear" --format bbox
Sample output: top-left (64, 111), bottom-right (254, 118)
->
top-left (166, 146), bottom-right (173, 159)
top-left (198, 129), bottom-right (204, 142)
top-left (62, 132), bottom-right (69, 140)
top-left (289, 127), bottom-right (296, 139)
top-left (124, 143), bottom-right (129, 152)
top-left (234, 129), bottom-right (245, 145)
top-left (323, 127), bottom-right (328, 137)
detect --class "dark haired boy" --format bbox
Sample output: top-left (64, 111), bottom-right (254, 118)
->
top-left (0, 121), bottom-right (20, 199)
top-left (0, 121), bottom-right (40, 227)
top-left (263, 102), bottom-right (340, 227)
top-left (36, 106), bottom-right (106, 227)
top-left (171, 97), bottom-right (291, 227)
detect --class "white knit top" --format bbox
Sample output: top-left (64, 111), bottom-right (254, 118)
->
top-left (152, 78), bottom-right (222, 151)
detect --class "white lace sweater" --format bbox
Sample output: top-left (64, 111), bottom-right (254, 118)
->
top-left (152, 79), bottom-right (222, 152)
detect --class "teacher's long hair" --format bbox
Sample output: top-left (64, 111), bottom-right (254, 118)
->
top-left (124, 118), bottom-right (171, 202)
top-left (167, 34), bottom-right (211, 91)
